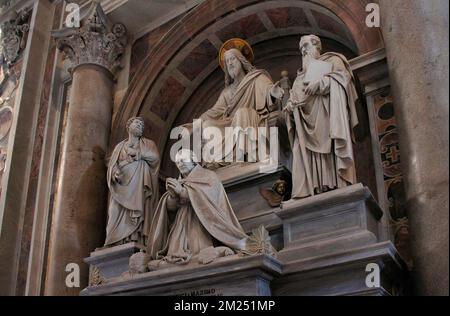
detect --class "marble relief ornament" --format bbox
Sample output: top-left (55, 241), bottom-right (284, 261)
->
top-left (88, 266), bottom-right (106, 287)
top-left (242, 225), bottom-right (277, 257)
top-left (259, 179), bottom-right (289, 207)
top-left (51, 2), bottom-right (127, 76)
top-left (0, 8), bottom-right (30, 67)
top-left (0, 0), bottom-right (15, 11)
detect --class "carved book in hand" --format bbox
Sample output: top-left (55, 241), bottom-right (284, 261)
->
top-left (303, 58), bottom-right (333, 83)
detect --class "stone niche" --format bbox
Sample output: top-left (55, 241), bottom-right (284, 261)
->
top-left (81, 0), bottom-right (406, 297)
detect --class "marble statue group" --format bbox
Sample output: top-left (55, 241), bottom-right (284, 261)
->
top-left (104, 35), bottom-right (359, 273)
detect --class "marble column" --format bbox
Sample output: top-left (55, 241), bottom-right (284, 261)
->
top-left (45, 3), bottom-right (127, 295)
top-left (0, 0), bottom-right (55, 296)
top-left (379, 0), bottom-right (449, 295)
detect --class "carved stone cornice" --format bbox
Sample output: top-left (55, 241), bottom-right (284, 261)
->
top-left (52, 2), bottom-right (127, 77)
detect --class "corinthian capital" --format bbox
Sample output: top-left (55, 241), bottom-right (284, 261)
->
top-left (51, 2), bottom-right (127, 77)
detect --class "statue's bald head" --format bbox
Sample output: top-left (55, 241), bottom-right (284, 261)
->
top-left (299, 35), bottom-right (322, 59)
top-left (175, 149), bottom-right (198, 177)
top-left (175, 149), bottom-right (198, 163)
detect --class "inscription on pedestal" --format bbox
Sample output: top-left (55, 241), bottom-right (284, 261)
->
top-left (176, 288), bottom-right (223, 296)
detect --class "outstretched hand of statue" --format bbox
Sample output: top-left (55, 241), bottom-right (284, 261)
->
top-left (283, 100), bottom-right (307, 113)
top-left (283, 100), bottom-right (295, 114)
top-left (270, 81), bottom-right (285, 100)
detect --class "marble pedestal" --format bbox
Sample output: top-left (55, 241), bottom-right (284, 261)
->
top-left (277, 184), bottom-right (383, 262)
top-left (81, 183), bottom-right (407, 296)
top-left (217, 162), bottom-right (290, 250)
top-left (274, 184), bottom-right (408, 296)
top-left (218, 162), bottom-right (290, 229)
top-left (85, 243), bottom-right (145, 282)
top-left (81, 254), bottom-right (281, 296)
top-left (273, 241), bottom-right (407, 296)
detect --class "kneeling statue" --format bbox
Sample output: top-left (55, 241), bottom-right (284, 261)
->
top-left (141, 149), bottom-right (275, 270)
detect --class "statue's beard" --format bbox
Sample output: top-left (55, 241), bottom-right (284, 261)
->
top-left (302, 49), bottom-right (320, 70)
top-left (229, 66), bottom-right (243, 80)
top-left (129, 128), bottom-right (143, 138)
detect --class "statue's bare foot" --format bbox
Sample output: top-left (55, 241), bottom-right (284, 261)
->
top-left (147, 259), bottom-right (174, 271)
top-left (198, 246), bottom-right (235, 265)
top-left (148, 259), bottom-right (162, 271)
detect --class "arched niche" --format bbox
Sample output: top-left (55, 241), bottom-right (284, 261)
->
top-left (112, 0), bottom-right (383, 186)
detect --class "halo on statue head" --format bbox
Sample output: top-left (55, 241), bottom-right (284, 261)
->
top-left (219, 38), bottom-right (254, 70)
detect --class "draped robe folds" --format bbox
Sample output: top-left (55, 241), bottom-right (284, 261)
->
top-left (105, 138), bottom-right (160, 246)
top-left (199, 69), bottom-right (275, 162)
top-left (286, 52), bottom-right (359, 199)
top-left (147, 165), bottom-right (250, 263)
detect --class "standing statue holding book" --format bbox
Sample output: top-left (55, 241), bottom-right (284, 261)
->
top-left (104, 117), bottom-right (160, 247)
top-left (284, 35), bottom-right (359, 199)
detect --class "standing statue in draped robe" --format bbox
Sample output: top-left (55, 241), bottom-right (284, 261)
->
top-left (284, 35), bottom-right (359, 199)
top-left (145, 149), bottom-right (275, 269)
top-left (184, 38), bottom-right (283, 167)
top-left (104, 117), bottom-right (160, 247)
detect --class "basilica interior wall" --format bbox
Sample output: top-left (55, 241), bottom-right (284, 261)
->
top-left (1, 0), bottom-right (446, 296)
top-left (1, 0), bottom-right (391, 295)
